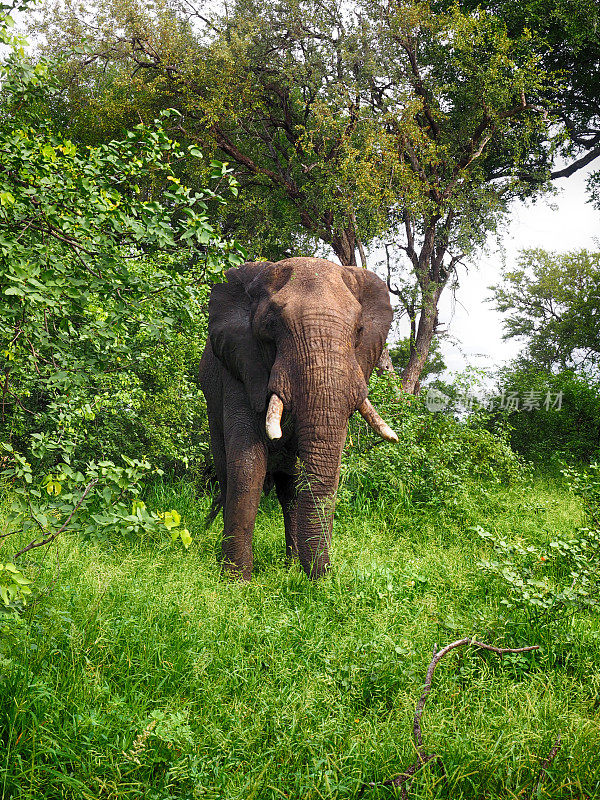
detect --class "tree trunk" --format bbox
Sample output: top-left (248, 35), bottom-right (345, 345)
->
top-left (395, 212), bottom-right (453, 395)
top-left (400, 287), bottom-right (441, 395)
top-left (331, 227), bottom-right (357, 266)
top-left (400, 300), bottom-right (437, 394)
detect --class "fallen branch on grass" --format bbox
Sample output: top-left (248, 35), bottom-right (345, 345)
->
top-left (358, 637), bottom-right (557, 799)
top-left (530, 734), bottom-right (562, 800)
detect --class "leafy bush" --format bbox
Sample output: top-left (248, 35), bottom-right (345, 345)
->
top-left (0, 22), bottom-right (241, 601)
top-left (0, 444), bottom-right (193, 574)
top-left (36, 266), bottom-right (214, 476)
top-left (488, 365), bottom-right (600, 464)
top-left (0, 31), bottom-right (243, 474)
top-left (476, 524), bottom-right (600, 626)
top-left (338, 374), bottom-right (527, 510)
top-left (562, 461), bottom-right (600, 523)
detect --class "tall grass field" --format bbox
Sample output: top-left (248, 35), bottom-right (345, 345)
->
top-left (1, 472), bottom-right (599, 799)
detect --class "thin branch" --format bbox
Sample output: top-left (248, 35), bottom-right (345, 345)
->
top-left (391, 33), bottom-right (440, 139)
top-left (358, 637), bottom-right (542, 799)
top-left (26, 222), bottom-right (105, 267)
top-left (13, 479), bottom-right (99, 560)
top-left (530, 736), bottom-right (562, 800)
top-left (4, 388), bottom-right (35, 415)
top-left (349, 211), bottom-right (367, 268)
top-left (403, 210), bottom-right (419, 270)
top-left (444, 97), bottom-right (548, 199)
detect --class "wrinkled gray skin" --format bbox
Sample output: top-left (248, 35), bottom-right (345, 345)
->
top-left (198, 257), bottom-right (394, 580)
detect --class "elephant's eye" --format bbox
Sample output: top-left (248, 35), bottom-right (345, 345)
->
top-left (355, 325), bottom-right (364, 346)
top-left (258, 314), bottom-right (276, 340)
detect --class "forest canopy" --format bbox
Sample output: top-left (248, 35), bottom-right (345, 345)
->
top-left (28, 0), bottom-right (600, 391)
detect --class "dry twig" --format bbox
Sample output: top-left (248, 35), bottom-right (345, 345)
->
top-left (358, 637), bottom-right (543, 799)
top-left (530, 735), bottom-right (562, 800)
top-left (123, 718), bottom-right (157, 765)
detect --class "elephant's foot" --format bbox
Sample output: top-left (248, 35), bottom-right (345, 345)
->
top-left (220, 550), bottom-right (253, 582)
top-left (220, 562), bottom-right (252, 582)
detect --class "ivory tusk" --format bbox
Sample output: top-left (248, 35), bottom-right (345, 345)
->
top-left (266, 394), bottom-right (284, 440)
top-left (357, 398), bottom-right (399, 443)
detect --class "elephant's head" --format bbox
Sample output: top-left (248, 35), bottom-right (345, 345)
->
top-left (208, 257), bottom-right (397, 577)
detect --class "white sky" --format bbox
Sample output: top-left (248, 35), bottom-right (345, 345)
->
top-left (431, 167), bottom-right (599, 377)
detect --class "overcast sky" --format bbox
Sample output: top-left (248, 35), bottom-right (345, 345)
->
top-left (424, 167), bottom-right (600, 378)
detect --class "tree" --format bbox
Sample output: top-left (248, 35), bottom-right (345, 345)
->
top-left (459, 0), bottom-right (600, 184)
top-left (0, 5), bottom-right (243, 612)
top-left (389, 337), bottom-right (446, 387)
top-left (491, 248), bottom-right (600, 374)
top-left (0, 53), bottom-right (242, 433)
top-left (490, 363), bottom-right (600, 462)
top-left (489, 247), bottom-right (600, 462)
top-left (33, 0), bottom-right (597, 391)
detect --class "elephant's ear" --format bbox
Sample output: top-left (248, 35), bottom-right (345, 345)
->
top-left (208, 262), bottom-right (275, 413)
top-left (344, 267), bottom-right (393, 381)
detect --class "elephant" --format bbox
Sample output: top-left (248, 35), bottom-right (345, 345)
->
top-left (198, 257), bottom-right (398, 580)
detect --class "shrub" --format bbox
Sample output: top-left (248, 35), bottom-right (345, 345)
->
top-left (338, 374), bottom-right (527, 510)
top-left (476, 524), bottom-right (600, 628)
top-left (488, 366), bottom-right (600, 464)
top-left (65, 294), bottom-right (212, 476)
top-left (475, 462), bottom-right (600, 642)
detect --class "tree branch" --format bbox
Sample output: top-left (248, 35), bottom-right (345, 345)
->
top-left (13, 479), bottom-right (99, 560)
top-left (551, 145), bottom-right (600, 179)
top-left (391, 33), bottom-right (440, 139)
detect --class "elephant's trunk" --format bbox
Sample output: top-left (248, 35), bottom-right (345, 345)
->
top-left (294, 421), bottom-right (347, 579)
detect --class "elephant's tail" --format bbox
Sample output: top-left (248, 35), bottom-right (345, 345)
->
top-left (204, 492), bottom-right (223, 527)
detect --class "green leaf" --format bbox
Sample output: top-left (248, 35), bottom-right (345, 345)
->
top-left (163, 509), bottom-right (181, 530)
top-left (180, 528), bottom-right (192, 549)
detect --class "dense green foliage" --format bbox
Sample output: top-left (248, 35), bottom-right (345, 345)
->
top-left (490, 365), bottom-right (600, 463)
top-left (341, 376), bottom-right (525, 510)
top-left (35, 0), bottom-right (583, 390)
top-left (1, 2), bottom-right (243, 467)
top-left (0, 60), bottom-right (241, 467)
top-left (460, 0), bottom-right (600, 187)
top-left (0, 3), bottom-right (243, 612)
top-left (489, 248), bottom-right (600, 462)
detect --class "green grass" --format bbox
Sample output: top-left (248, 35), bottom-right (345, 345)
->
top-left (1, 476), bottom-right (599, 799)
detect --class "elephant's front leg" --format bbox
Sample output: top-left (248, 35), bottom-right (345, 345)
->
top-left (222, 383), bottom-right (267, 580)
top-left (222, 442), bottom-right (267, 580)
top-left (274, 471), bottom-right (298, 562)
